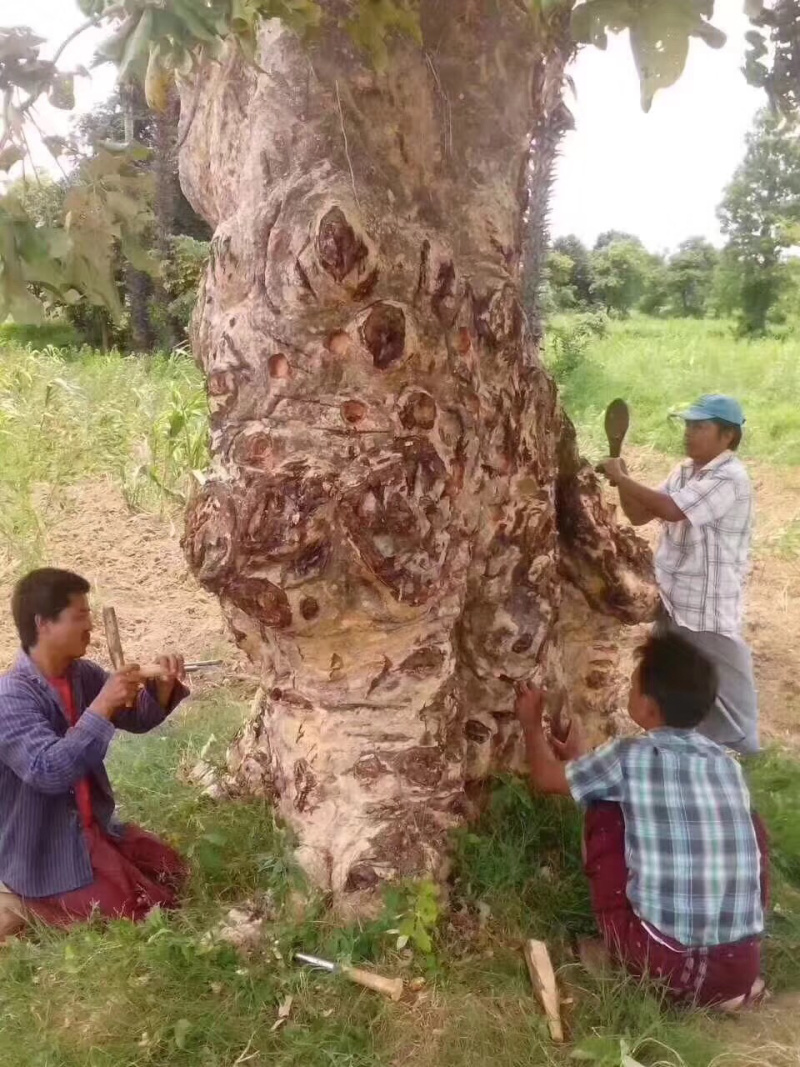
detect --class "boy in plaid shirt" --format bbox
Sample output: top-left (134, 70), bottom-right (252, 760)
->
top-left (516, 633), bottom-right (768, 1008)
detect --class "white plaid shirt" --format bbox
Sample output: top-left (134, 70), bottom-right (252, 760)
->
top-left (655, 451), bottom-right (752, 636)
top-left (567, 730), bottom-right (763, 947)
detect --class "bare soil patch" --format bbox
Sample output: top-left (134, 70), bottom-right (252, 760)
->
top-left (2, 458), bottom-right (797, 747)
top-left (0, 478), bottom-right (248, 683)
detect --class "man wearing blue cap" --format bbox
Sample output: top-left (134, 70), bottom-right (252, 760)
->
top-left (599, 395), bottom-right (758, 755)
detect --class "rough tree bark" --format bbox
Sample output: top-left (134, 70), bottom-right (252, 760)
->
top-left (178, 4), bottom-right (656, 901)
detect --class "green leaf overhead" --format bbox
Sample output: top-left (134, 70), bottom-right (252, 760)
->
top-left (0, 0), bottom-right (793, 329)
top-left (92, 1), bottom-right (322, 86)
top-left (571, 0), bottom-right (726, 110)
top-left (117, 7), bottom-right (156, 84)
top-left (0, 146), bottom-right (156, 323)
top-left (571, 0), bottom-right (631, 50)
top-left (49, 72), bottom-right (77, 110)
top-left (347, 0), bottom-right (422, 71)
top-left (744, 1), bottom-right (799, 115)
top-left (94, 15), bottom-right (139, 66)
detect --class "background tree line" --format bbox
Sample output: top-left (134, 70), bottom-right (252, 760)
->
top-left (542, 108), bottom-right (800, 336)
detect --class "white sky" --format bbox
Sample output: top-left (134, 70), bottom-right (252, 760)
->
top-left (551, 3), bottom-right (763, 251)
top-left (5, 0), bottom-right (764, 252)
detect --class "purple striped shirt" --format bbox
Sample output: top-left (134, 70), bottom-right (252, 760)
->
top-left (0, 653), bottom-right (187, 898)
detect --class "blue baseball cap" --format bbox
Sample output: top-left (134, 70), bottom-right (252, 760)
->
top-left (676, 394), bottom-right (746, 427)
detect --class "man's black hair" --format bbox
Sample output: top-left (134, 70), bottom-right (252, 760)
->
top-left (11, 568), bottom-right (90, 651)
top-left (636, 632), bottom-right (718, 729)
top-left (712, 418), bottom-right (742, 451)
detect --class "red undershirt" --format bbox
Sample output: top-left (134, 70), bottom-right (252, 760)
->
top-left (49, 676), bottom-right (94, 829)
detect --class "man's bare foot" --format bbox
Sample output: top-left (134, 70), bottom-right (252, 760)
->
top-left (577, 937), bottom-right (614, 979)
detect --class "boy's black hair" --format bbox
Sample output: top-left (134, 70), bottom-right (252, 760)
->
top-left (636, 632), bottom-right (718, 729)
top-left (712, 418), bottom-right (742, 451)
top-left (12, 568), bottom-right (90, 651)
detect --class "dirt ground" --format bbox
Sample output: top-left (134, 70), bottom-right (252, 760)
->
top-left (0, 463), bottom-right (797, 1060)
top-left (0, 457), bottom-right (797, 747)
top-left (0, 478), bottom-right (248, 683)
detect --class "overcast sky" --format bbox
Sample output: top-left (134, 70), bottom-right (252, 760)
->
top-left (7, 0), bottom-right (764, 252)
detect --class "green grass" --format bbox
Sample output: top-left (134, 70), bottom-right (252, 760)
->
top-left (747, 753), bottom-right (800, 993)
top-left (0, 322), bottom-right (80, 349)
top-left (3, 700), bottom-right (798, 1066)
top-left (551, 317), bottom-right (800, 465)
top-left (2, 322), bottom-right (800, 1063)
top-left (451, 777), bottom-right (593, 944)
top-left (0, 341), bottom-right (208, 576)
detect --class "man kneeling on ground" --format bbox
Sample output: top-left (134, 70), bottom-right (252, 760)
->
top-left (515, 633), bottom-right (767, 1009)
top-left (0, 568), bottom-right (189, 940)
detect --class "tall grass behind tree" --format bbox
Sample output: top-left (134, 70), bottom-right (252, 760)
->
top-left (548, 317), bottom-right (800, 465)
top-left (0, 341), bottom-right (208, 578)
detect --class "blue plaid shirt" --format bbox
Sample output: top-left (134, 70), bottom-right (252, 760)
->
top-left (566, 729), bottom-right (763, 947)
top-left (0, 653), bottom-right (186, 899)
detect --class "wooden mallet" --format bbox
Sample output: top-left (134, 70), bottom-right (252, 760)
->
top-left (603, 396), bottom-right (630, 461)
top-left (595, 397), bottom-right (630, 483)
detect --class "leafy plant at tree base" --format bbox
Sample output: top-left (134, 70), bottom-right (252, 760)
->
top-left (314, 876), bottom-right (442, 965)
top-left (573, 1035), bottom-right (676, 1067)
top-left (385, 878), bottom-right (441, 955)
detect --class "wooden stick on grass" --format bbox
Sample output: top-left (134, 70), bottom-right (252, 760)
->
top-left (524, 939), bottom-right (564, 1043)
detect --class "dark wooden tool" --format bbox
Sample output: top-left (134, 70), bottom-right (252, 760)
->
top-left (604, 397), bottom-right (630, 459)
top-left (594, 398), bottom-right (630, 484)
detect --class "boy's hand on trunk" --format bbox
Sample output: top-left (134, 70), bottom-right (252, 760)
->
top-left (515, 681), bottom-right (546, 732)
top-left (549, 716), bottom-right (587, 762)
top-left (515, 680), bottom-right (573, 797)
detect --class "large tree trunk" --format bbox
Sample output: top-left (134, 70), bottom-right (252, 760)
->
top-left (178, 5), bottom-right (656, 901)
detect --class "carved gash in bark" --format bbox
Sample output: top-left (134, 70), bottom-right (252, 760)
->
top-left (179, 4), bottom-right (657, 898)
